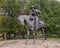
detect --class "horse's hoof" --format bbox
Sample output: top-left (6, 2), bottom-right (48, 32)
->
top-left (33, 41), bottom-right (35, 44)
top-left (25, 42), bottom-right (27, 45)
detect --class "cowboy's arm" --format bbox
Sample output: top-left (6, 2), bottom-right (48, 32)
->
top-left (36, 9), bottom-right (41, 14)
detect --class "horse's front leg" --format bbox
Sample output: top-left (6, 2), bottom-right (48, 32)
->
top-left (42, 28), bottom-right (46, 42)
top-left (33, 31), bottom-right (36, 44)
top-left (25, 29), bottom-right (30, 44)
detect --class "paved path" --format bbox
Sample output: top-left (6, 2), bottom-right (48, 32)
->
top-left (0, 39), bottom-right (60, 48)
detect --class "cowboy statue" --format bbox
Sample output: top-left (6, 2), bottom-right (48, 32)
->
top-left (29, 6), bottom-right (45, 30)
top-left (30, 6), bottom-right (41, 16)
top-left (18, 6), bottom-right (47, 45)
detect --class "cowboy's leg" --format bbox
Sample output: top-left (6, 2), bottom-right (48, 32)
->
top-left (35, 16), bottom-right (40, 29)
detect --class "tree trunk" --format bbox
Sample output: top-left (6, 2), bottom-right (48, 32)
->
top-left (4, 33), bottom-right (6, 40)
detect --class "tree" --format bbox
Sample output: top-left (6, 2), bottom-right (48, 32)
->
top-left (4, 0), bottom-right (27, 36)
top-left (1, 0), bottom-right (60, 38)
top-left (39, 0), bottom-right (60, 37)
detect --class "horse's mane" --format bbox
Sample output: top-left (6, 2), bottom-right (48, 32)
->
top-left (19, 12), bottom-right (29, 15)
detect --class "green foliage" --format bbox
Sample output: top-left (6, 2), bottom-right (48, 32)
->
top-left (0, 0), bottom-right (60, 37)
top-left (3, 0), bottom-right (27, 33)
top-left (39, 0), bottom-right (60, 36)
top-left (4, 0), bottom-right (20, 16)
top-left (5, 16), bottom-right (27, 33)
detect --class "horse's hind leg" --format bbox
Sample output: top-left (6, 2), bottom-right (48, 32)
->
top-left (25, 29), bottom-right (30, 44)
top-left (33, 31), bottom-right (36, 48)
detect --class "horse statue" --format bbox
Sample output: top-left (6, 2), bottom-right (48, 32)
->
top-left (17, 14), bottom-right (47, 44)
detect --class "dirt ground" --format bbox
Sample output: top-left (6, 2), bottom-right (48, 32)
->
top-left (0, 39), bottom-right (60, 48)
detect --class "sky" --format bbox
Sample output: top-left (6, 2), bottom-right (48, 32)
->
top-left (57, 0), bottom-right (60, 1)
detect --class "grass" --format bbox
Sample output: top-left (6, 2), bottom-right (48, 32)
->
top-left (47, 38), bottom-right (60, 42)
top-left (38, 37), bottom-right (60, 42)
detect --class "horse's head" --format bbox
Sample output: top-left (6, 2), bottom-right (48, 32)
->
top-left (17, 15), bottom-right (29, 25)
top-left (18, 15), bottom-right (25, 25)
